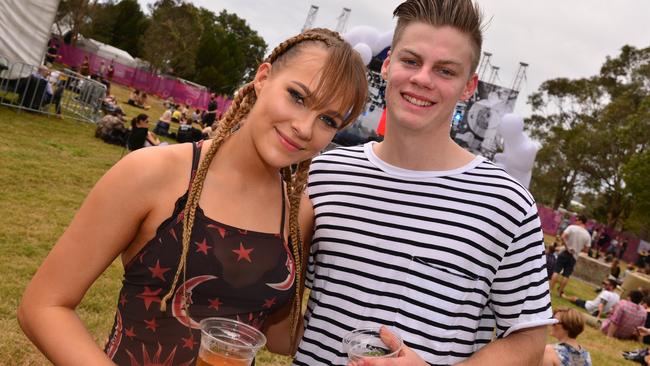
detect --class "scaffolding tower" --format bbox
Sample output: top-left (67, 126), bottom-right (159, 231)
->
top-left (510, 62), bottom-right (529, 92)
top-left (477, 52), bottom-right (492, 81)
top-left (335, 8), bottom-right (352, 33)
top-left (302, 5), bottom-right (319, 32)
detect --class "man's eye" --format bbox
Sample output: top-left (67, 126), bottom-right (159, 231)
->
top-left (289, 89), bottom-right (305, 105)
top-left (402, 59), bottom-right (418, 66)
top-left (439, 68), bottom-right (456, 77)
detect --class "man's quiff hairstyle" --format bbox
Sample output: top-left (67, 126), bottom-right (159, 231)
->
top-left (392, 0), bottom-right (484, 73)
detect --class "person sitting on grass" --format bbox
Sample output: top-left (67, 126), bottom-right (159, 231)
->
top-left (126, 89), bottom-right (150, 110)
top-left (601, 290), bottom-right (647, 339)
top-left (127, 113), bottom-right (163, 151)
top-left (153, 108), bottom-right (173, 137)
top-left (562, 278), bottom-right (620, 320)
top-left (542, 307), bottom-right (592, 366)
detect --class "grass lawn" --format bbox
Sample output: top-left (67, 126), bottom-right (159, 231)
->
top-left (0, 91), bottom-right (644, 365)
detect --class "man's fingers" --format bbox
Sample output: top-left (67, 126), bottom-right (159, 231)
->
top-left (379, 326), bottom-right (402, 352)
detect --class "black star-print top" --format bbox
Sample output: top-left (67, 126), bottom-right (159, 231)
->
top-left (104, 142), bottom-right (295, 365)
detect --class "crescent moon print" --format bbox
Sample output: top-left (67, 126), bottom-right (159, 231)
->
top-left (266, 240), bottom-right (296, 291)
top-left (105, 308), bottom-right (123, 359)
top-left (172, 275), bottom-right (218, 329)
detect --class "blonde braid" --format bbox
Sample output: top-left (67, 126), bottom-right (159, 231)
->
top-left (160, 82), bottom-right (256, 311)
top-left (287, 159), bottom-right (312, 342)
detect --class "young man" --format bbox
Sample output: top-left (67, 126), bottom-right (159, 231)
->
top-left (562, 279), bottom-right (620, 320)
top-left (601, 290), bottom-right (646, 339)
top-left (549, 214), bottom-right (591, 297)
top-left (293, 1), bottom-right (554, 365)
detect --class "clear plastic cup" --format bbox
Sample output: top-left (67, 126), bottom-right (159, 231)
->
top-left (197, 317), bottom-right (267, 366)
top-left (342, 327), bottom-right (402, 360)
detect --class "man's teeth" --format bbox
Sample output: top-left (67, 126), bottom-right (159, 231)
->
top-left (403, 94), bottom-right (433, 107)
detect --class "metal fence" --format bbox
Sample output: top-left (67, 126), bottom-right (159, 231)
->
top-left (0, 59), bottom-right (106, 123)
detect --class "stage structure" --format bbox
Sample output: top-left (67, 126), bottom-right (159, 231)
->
top-left (302, 5), bottom-right (319, 32)
top-left (336, 8), bottom-right (352, 33)
top-left (451, 56), bottom-right (529, 158)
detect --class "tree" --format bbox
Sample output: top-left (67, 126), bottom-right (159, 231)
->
top-left (194, 9), bottom-right (267, 94)
top-left (528, 45), bottom-right (650, 230)
top-left (141, 0), bottom-right (203, 78)
top-left (55, 0), bottom-right (96, 46)
top-left (527, 77), bottom-right (600, 210)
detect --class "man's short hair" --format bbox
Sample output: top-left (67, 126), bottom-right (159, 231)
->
top-left (392, 0), bottom-right (483, 73)
top-left (577, 214), bottom-right (588, 224)
top-left (605, 279), bottom-right (618, 289)
top-left (630, 290), bottom-right (643, 304)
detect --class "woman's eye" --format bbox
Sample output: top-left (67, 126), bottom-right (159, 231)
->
top-left (320, 115), bottom-right (338, 129)
top-left (289, 89), bottom-right (305, 105)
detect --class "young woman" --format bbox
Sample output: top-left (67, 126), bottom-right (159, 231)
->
top-left (127, 113), bottom-right (162, 151)
top-left (543, 308), bottom-right (592, 366)
top-left (18, 28), bottom-right (368, 365)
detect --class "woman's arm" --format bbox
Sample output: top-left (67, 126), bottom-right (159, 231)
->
top-left (262, 194), bottom-right (314, 355)
top-left (17, 149), bottom-right (168, 365)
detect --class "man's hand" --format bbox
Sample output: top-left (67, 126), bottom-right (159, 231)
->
top-left (347, 327), bottom-right (427, 366)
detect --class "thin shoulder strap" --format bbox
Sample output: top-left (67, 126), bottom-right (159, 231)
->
top-left (188, 140), bottom-right (204, 190)
top-left (279, 177), bottom-right (286, 238)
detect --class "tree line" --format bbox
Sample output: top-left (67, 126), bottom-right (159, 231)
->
top-left (55, 0), bottom-right (267, 95)
top-left (527, 45), bottom-right (650, 236)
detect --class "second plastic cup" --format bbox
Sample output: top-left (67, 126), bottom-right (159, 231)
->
top-left (342, 327), bottom-right (402, 361)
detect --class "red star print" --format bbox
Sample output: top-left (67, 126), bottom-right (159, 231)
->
top-left (144, 317), bottom-right (159, 332)
top-left (181, 334), bottom-right (197, 350)
top-left (136, 287), bottom-right (162, 310)
top-left (119, 294), bottom-right (128, 307)
top-left (195, 238), bottom-right (211, 255)
top-left (148, 260), bottom-right (171, 281)
top-left (263, 297), bottom-right (277, 309)
top-left (208, 298), bottom-right (223, 311)
top-left (207, 224), bottom-right (226, 238)
top-left (124, 326), bottom-right (136, 339)
top-left (232, 242), bottom-right (254, 262)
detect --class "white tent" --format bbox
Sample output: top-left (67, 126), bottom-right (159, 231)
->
top-left (0, 0), bottom-right (61, 65)
top-left (77, 37), bottom-right (138, 68)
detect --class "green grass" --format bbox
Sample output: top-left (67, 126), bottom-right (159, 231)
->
top-left (0, 92), bottom-right (644, 365)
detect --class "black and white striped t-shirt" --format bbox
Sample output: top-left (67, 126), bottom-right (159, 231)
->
top-left (293, 143), bottom-right (554, 366)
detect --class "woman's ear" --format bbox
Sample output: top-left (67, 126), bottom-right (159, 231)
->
top-left (254, 63), bottom-right (273, 96)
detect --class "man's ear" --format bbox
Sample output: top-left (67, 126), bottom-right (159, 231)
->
top-left (254, 62), bottom-right (272, 95)
top-left (461, 73), bottom-right (478, 102)
top-left (380, 50), bottom-right (391, 80)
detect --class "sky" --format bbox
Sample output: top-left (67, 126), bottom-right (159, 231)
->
top-left (139, 0), bottom-right (650, 117)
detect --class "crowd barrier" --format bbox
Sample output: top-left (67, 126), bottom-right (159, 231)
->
top-left (56, 42), bottom-right (232, 114)
top-left (0, 59), bottom-right (106, 123)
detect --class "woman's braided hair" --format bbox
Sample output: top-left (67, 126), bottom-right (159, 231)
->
top-left (159, 28), bottom-right (368, 344)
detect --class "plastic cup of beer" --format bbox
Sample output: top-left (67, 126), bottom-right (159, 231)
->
top-left (342, 327), bottom-right (402, 361)
top-left (197, 317), bottom-right (267, 366)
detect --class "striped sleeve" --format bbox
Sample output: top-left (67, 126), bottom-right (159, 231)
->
top-left (489, 203), bottom-right (554, 337)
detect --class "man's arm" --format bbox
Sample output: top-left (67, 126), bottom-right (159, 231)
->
top-left (455, 326), bottom-right (547, 366)
top-left (348, 326), bottom-right (547, 366)
top-left (606, 322), bottom-right (618, 337)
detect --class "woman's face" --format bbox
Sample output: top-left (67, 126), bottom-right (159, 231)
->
top-left (244, 45), bottom-right (348, 168)
top-left (137, 117), bottom-right (149, 128)
top-left (550, 315), bottom-right (566, 339)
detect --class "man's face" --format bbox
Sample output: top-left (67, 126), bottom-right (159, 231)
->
top-left (381, 23), bottom-right (477, 135)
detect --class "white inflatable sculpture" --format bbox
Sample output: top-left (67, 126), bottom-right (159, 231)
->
top-left (493, 113), bottom-right (540, 188)
top-left (343, 26), bottom-right (393, 66)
